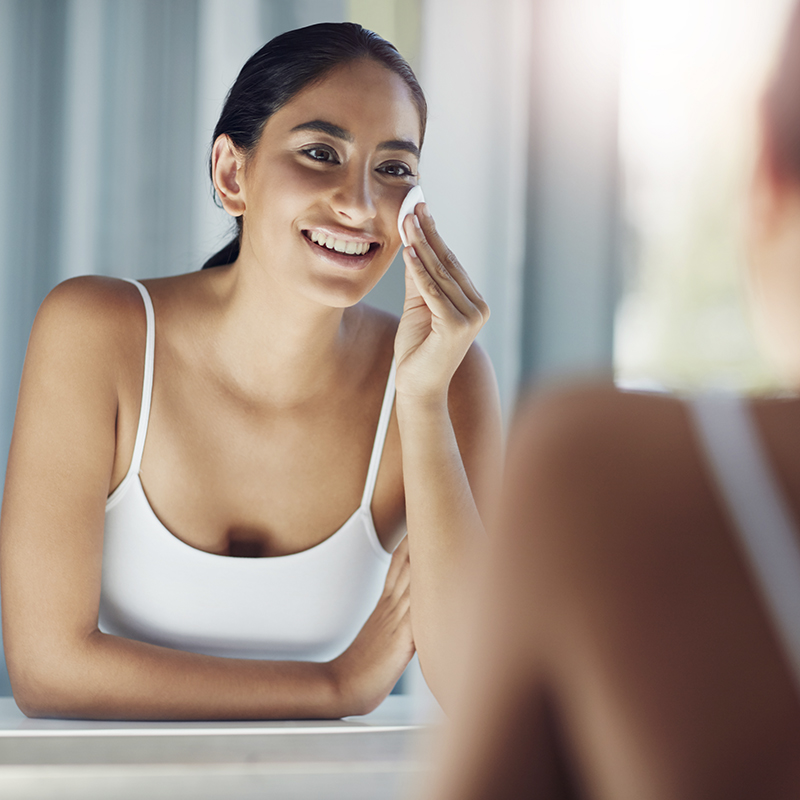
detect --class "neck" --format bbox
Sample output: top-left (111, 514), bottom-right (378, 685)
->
top-left (202, 260), bottom-right (362, 408)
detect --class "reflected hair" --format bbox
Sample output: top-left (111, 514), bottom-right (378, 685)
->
top-left (202, 22), bottom-right (427, 270)
top-left (766, 1), bottom-right (800, 181)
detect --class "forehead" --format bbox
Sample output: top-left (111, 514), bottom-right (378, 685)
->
top-left (265, 59), bottom-right (421, 146)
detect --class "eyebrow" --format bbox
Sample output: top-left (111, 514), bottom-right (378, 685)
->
top-left (290, 120), bottom-right (420, 159)
top-left (291, 120), bottom-right (353, 142)
top-left (378, 139), bottom-right (420, 159)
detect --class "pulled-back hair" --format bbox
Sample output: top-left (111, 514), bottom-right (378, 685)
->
top-left (766, 1), bottom-right (800, 181)
top-left (202, 22), bottom-right (427, 269)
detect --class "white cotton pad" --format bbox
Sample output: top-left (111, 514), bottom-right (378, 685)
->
top-left (397, 185), bottom-right (425, 247)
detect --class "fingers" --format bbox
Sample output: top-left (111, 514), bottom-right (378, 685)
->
top-left (415, 203), bottom-right (485, 309)
top-left (395, 583), bottom-right (412, 624)
top-left (402, 206), bottom-right (490, 329)
top-left (390, 552), bottom-right (411, 601)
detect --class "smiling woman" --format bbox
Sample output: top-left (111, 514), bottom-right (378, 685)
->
top-left (0, 23), bottom-right (503, 721)
top-left (209, 56), bottom-right (423, 309)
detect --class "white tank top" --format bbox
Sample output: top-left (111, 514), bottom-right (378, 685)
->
top-left (690, 393), bottom-right (800, 694)
top-left (98, 280), bottom-right (394, 662)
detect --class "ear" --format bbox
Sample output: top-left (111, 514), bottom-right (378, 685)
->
top-left (212, 135), bottom-right (246, 217)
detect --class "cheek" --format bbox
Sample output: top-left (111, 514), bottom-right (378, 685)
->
top-left (264, 164), bottom-right (315, 210)
top-left (243, 188), bottom-right (304, 260)
top-left (376, 184), bottom-right (412, 246)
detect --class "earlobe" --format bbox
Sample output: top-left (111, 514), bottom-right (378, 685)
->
top-left (212, 135), bottom-right (246, 217)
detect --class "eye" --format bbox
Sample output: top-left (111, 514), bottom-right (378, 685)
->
top-left (302, 146), bottom-right (340, 164)
top-left (378, 161), bottom-right (416, 178)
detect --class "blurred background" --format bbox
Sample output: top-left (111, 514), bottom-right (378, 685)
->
top-left (0, 0), bottom-right (794, 694)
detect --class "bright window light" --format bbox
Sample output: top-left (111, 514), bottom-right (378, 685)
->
top-left (615, 0), bottom-right (795, 391)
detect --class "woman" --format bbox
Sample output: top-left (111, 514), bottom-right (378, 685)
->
top-left (0, 23), bottom-right (502, 720)
top-left (427, 4), bottom-right (800, 798)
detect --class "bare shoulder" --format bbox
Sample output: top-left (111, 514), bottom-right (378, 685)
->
top-left (6, 278), bottom-right (149, 533)
top-left (32, 275), bottom-right (145, 349)
top-left (23, 276), bottom-right (149, 407)
top-left (351, 303), bottom-right (403, 381)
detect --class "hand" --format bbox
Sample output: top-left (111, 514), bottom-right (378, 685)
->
top-left (327, 537), bottom-right (414, 716)
top-left (394, 203), bottom-right (490, 401)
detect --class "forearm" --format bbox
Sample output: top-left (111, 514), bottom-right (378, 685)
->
top-left (12, 630), bottom-right (342, 721)
top-left (397, 393), bottom-right (486, 703)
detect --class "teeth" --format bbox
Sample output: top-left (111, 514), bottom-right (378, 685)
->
top-left (308, 231), bottom-right (370, 256)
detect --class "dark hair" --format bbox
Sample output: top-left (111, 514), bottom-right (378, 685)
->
top-left (202, 22), bottom-right (427, 269)
top-left (765, 1), bottom-right (800, 181)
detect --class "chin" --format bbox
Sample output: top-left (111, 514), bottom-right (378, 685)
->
top-left (308, 273), bottom-right (383, 309)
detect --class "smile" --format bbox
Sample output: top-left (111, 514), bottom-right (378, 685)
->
top-left (304, 230), bottom-right (376, 256)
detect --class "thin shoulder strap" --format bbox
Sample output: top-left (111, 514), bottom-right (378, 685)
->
top-left (361, 357), bottom-right (397, 509)
top-left (123, 278), bottom-right (155, 479)
top-left (689, 393), bottom-right (800, 692)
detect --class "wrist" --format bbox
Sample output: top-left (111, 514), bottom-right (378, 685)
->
top-left (395, 389), bottom-right (449, 417)
top-left (320, 658), bottom-right (346, 718)
top-left (324, 654), bottom-right (365, 718)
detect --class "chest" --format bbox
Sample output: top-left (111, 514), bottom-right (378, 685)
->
top-left (114, 359), bottom-right (405, 557)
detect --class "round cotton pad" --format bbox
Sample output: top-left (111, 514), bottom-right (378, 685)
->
top-left (397, 185), bottom-right (425, 247)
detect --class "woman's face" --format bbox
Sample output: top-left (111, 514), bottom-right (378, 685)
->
top-left (236, 58), bottom-right (422, 308)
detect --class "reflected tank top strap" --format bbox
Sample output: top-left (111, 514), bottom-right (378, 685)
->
top-left (123, 278), bottom-right (155, 479)
top-left (361, 357), bottom-right (397, 509)
top-left (689, 392), bottom-right (800, 695)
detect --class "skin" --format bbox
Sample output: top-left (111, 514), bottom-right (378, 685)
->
top-left (0, 58), bottom-right (502, 720)
top-left (426, 94), bottom-right (800, 796)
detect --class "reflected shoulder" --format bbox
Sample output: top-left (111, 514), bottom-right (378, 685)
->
top-left (502, 381), bottom-right (697, 553)
top-left (509, 381), bottom-right (686, 472)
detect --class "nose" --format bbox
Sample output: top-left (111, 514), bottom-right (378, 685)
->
top-left (330, 165), bottom-right (377, 225)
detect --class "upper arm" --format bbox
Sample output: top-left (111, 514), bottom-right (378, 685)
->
top-left (0, 277), bottom-right (140, 692)
top-left (448, 341), bottom-right (504, 522)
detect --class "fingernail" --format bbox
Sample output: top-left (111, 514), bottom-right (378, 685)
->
top-left (407, 246), bottom-right (418, 259)
top-left (420, 203), bottom-right (431, 218)
top-left (413, 214), bottom-right (422, 229)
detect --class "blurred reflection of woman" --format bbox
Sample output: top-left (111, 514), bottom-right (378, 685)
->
top-left (0, 23), bottom-right (502, 720)
top-left (428, 4), bottom-right (800, 798)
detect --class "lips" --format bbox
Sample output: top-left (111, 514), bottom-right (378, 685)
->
top-left (305, 230), bottom-right (374, 256)
top-left (301, 228), bottom-right (380, 270)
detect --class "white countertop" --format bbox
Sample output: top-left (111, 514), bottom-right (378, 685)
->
top-left (0, 695), bottom-right (433, 800)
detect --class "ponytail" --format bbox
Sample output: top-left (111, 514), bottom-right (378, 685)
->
top-left (202, 235), bottom-right (240, 270)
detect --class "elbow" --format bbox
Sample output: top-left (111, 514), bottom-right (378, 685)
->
top-left (12, 688), bottom-right (50, 720)
top-left (8, 667), bottom-right (60, 719)
top-left (6, 639), bottom-right (97, 719)
top-left (9, 660), bottom-right (73, 719)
